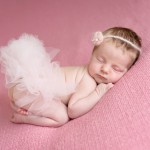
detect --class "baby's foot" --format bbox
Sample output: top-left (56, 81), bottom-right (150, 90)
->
top-left (11, 113), bottom-right (25, 123)
top-left (17, 108), bottom-right (28, 115)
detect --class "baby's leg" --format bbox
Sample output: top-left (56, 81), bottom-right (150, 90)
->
top-left (11, 113), bottom-right (65, 127)
top-left (11, 100), bottom-right (69, 127)
top-left (9, 83), bottom-right (69, 127)
top-left (32, 100), bottom-right (68, 119)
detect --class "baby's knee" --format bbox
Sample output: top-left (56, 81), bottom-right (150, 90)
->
top-left (51, 102), bottom-right (69, 126)
top-left (44, 114), bottom-right (69, 127)
top-left (56, 112), bottom-right (69, 126)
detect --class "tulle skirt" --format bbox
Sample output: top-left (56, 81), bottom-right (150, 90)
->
top-left (0, 34), bottom-right (76, 113)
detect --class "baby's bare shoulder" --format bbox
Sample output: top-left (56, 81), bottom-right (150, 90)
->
top-left (73, 68), bottom-right (97, 94)
top-left (61, 66), bottom-right (87, 84)
top-left (81, 69), bottom-right (97, 88)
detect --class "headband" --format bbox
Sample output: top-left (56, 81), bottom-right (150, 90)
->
top-left (92, 31), bottom-right (141, 52)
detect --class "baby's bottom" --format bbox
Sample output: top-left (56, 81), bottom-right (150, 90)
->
top-left (9, 84), bottom-right (69, 127)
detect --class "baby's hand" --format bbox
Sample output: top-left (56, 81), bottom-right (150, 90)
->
top-left (96, 83), bottom-right (114, 98)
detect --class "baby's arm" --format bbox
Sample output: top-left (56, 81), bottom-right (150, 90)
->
top-left (96, 83), bottom-right (114, 97)
top-left (68, 75), bottom-right (113, 119)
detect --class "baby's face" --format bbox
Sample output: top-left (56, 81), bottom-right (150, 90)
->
top-left (88, 41), bottom-right (132, 84)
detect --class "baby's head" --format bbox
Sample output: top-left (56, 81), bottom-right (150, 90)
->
top-left (88, 27), bottom-right (142, 84)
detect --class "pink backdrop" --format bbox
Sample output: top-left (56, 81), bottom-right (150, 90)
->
top-left (0, 0), bottom-right (150, 150)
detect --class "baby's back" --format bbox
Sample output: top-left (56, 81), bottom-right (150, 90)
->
top-left (61, 65), bottom-right (87, 85)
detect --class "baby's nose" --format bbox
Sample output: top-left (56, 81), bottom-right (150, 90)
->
top-left (101, 64), bottom-right (110, 74)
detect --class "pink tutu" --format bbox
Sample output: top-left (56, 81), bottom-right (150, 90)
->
top-left (0, 34), bottom-right (76, 113)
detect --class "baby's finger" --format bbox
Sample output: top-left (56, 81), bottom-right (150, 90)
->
top-left (107, 83), bottom-right (114, 89)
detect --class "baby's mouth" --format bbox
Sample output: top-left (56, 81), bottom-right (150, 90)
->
top-left (97, 74), bottom-right (107, 80)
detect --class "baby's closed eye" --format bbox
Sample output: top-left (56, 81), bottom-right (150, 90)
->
top-left (96, 57), bottom-right (105, 63)
top-left (112, 66), bottom-right (124, 72)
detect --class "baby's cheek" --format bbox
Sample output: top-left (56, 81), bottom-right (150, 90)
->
top-left (110, 74), bottom-right (123, 83)
top-left (89, 64), bottom-right (96, 74)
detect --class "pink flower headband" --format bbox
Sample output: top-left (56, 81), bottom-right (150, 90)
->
top-left (92, 31), bottom-right (141, 52)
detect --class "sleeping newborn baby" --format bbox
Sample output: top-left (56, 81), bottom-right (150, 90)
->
top-left (0, 27), bottom-right (141, 127)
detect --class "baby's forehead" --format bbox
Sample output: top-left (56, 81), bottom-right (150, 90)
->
top-left (95, 40), bottom-right (124, 53)
top-left (95, 42), bottom-right (132, 65)
top-left (102, 40), bottom-right (138, 59)
top-left (102, 39), bottom-right (124, 48)
top-left (102, 38), bottom-right (137, 54)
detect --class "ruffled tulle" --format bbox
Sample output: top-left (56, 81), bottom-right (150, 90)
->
top-left (0, 34), bottom-right (76, 113)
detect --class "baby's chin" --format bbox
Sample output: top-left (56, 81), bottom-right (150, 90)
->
top-left (93, 75), bottom-right (115, 84)
top-left (96, 80), bottom-right (109, 84)
top-left (96, 79), bottom-right (113, 84)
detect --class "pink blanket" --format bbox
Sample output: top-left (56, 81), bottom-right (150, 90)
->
top-left (0, 0), bottom-right (150, 149)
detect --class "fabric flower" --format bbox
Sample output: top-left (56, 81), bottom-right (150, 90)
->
top-left (91, 31), bottom-right (104, 46)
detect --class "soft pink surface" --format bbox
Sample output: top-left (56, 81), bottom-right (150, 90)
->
top-left (0, 0), bottom-right (150, 149)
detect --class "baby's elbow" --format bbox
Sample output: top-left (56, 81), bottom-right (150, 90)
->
top-left (68, 106), bottom-right (76, 119)
top-left (68, 105), bottom-right (82, 119)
